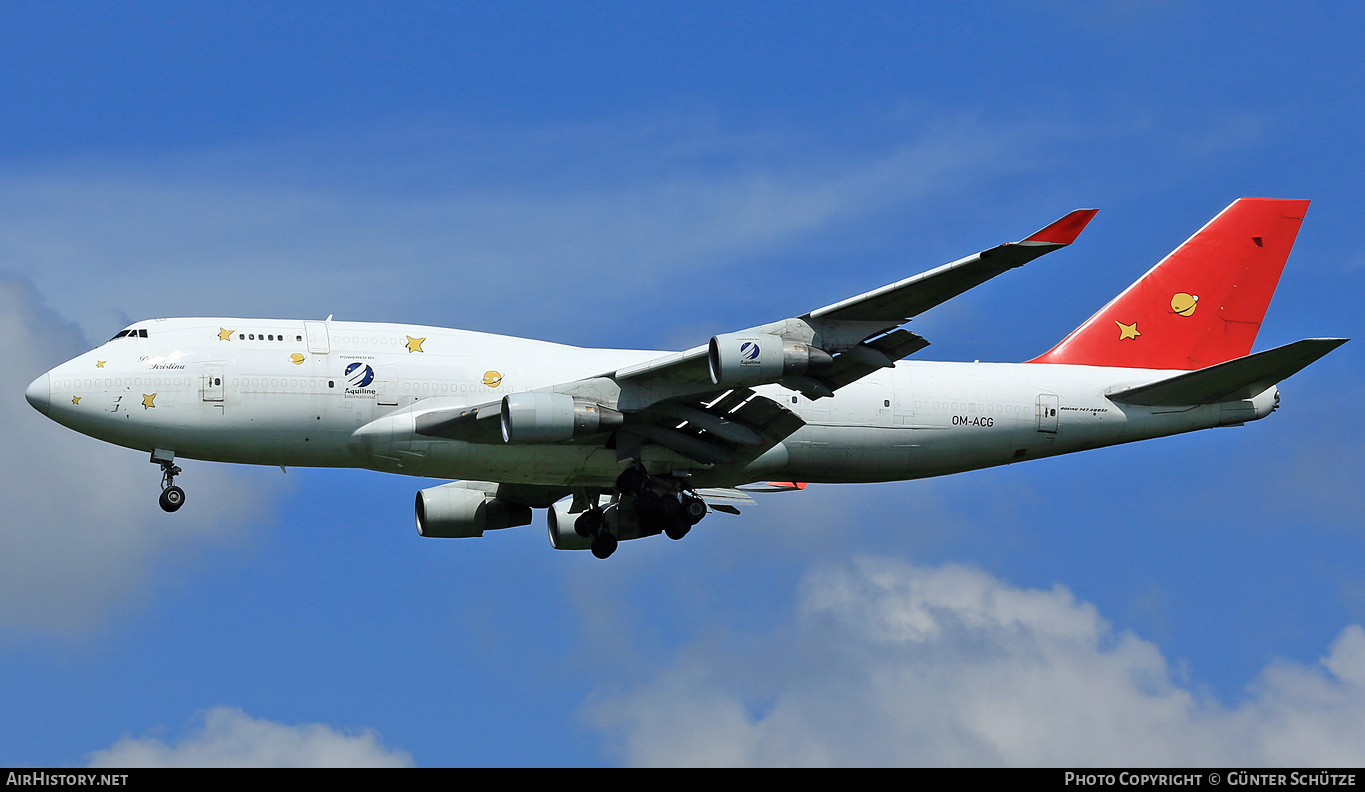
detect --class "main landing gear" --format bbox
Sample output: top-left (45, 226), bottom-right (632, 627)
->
top-left (573, 466), bottom-right (711, 559)
top-left (590, 531), bottom-right (618, 560)
top-left (570, 507), bottom-right (618, 559)
top-left (151, 450), bottom-right (185, 513)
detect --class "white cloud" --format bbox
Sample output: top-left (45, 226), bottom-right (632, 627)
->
top-left (0, 276), bottom-right (272, 635)
top-left (86, 706), bottom-right (413, 768)
top-left (591, 558), bottom-right (1365, 766)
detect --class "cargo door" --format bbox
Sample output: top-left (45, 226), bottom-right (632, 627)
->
top-left (1036, 393), bottom-right (1058, 434)
top-left (202, 363), bottom-right (225, 403)
top-left (376, 365), bottom-right (398, 407)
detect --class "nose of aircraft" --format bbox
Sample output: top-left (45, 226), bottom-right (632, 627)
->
top-left (25, 372), bottom-right (51, 415)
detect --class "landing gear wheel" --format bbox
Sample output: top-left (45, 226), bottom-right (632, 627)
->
top-left (665, 517), bottom-right (691, 541)
top-left (635, 488), bottom-right (661, 511)
top-left (152, 452), bottom-right (185, 514)
top-left (591, 533), bottom-right (618, 559)
top-left (656, 494), bottom-right (681, 516)
top-left (159, 485), bottom-right (185, 513)
top-left (680, 495), bottom-right (707, 525)
top-left (575, 509), bottom-right (604, 538)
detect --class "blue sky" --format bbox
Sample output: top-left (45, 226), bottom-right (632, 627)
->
top-left (2, 2), bottom-right (1364, 766)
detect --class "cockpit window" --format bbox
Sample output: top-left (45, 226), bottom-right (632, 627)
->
top-left (108, 329), bottom-right (149, 341)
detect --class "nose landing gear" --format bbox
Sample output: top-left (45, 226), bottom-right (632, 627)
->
top-left (151, 449), bottom-right (185, 513)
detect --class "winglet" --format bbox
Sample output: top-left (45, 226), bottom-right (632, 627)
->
top-left (1024, 208), bottom-right (1099, 245)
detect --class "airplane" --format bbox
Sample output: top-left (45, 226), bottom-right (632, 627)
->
top-left (24, 198), bottom-right (1346, 559)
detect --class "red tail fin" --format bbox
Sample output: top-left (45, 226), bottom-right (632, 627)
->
top-left (1028, 198), bottom-right (1309, 370)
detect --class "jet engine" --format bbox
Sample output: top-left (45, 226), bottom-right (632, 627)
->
top-left (500, 392), bottom-right (623, 443)
top-left (415, 483), bottom-right (532, 538)
top-left (545, 499), bottom-right (597, 551)
top-left (708, 332), bottom-right (832, 386)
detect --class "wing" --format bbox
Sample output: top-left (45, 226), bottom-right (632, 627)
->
top-left (609, 208), bottom-right (1096, 402)
top-left (428, 209), bottom-right (1096, 469)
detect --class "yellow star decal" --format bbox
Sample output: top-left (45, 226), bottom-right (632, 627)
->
top-left (405, 336), bottom-right (426, 353)
top-left (96, 360), bottom-right (106, 368)
top-left (218, 327), bottom-right (234, 341)
top-left (71, 396), bottom-right (81, 405)
top-left (1115, 321), bottom-right (1141, 341)
top-left (142, 393), bottom-right (157, 409)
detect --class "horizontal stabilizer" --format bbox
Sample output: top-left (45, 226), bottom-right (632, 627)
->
top-left (1107, 338), bottom-right (1347, 407)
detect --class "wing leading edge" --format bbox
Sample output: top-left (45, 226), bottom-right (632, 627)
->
top-left (609, 207), bottom-right (1096, 404)
top-left (807, 208), bottom-right (1098, 327)
top-left (421, 209), bottom-right (1097, 469)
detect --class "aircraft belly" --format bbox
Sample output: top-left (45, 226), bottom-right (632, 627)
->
top-left (369, 440), bottom-right (623, 486)
top-left (780, 425), bottom-right (914, 483)
top-left (773, 362), bottom-right (1160, 482)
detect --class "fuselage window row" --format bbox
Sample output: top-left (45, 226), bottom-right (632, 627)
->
top-left (236, 333), bottom-right (300, 341)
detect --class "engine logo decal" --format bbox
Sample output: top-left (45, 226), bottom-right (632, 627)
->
top-left (345, 362), bottom-right (375, 388)
top-left (740, 341), bottom-right (761, 362)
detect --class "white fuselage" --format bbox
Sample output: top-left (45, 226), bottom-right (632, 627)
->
top-left (31, 317), bottom-right (1277, 488)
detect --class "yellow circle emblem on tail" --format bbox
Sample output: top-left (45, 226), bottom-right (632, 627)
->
top-left (1171, 292), bottom-right (1198, 316)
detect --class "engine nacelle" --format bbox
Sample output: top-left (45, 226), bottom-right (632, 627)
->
top-left (415, 483), bottom-right (532, 538)
top-left (546, 499), bottom-right (596, 551)
top-left (708, 332), bottom-right (832, 386)
top-left (500, 392), bottom-right (623, 443)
